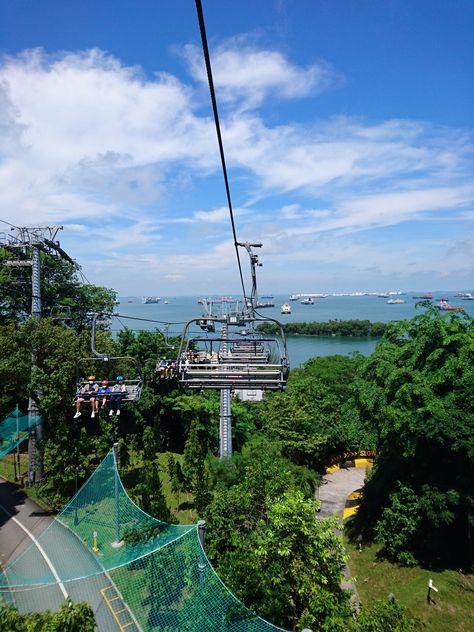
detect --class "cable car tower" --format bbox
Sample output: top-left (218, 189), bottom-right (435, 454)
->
top-left (1, 225), bottom-right (75, 482)
top-left (178, 243), bottom-right (289, 457)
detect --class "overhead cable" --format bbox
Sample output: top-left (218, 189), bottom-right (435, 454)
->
top-left (194, 0), bottom-right (247, 302)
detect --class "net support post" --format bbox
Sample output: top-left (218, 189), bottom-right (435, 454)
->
top-left (111, 442), bottom-right (124, 548)
top-left (197, 519), bottom-right (206, 581)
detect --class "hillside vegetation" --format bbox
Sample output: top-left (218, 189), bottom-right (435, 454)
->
top-left (0, 248), bottom-right (473, 630)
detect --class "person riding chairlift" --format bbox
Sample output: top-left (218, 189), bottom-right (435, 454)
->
top-left (109, 375), bottom-right (126, 416)
top-left (98, 380), bottom-right (111, 409)
top-left (156, 356), bottom-right (167, 378)
top-left (74, 375), bottom-right (99, 419)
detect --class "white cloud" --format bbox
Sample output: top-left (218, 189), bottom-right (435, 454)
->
top-left (194, 206), bottom-right (231, 223)
top-left (279, 204), bottom-right (301, 219)
top-left (182, 39), bottom-right (341, 108)
top-left (0, 45), bottom-right (472, 293)
top-left (0, 47), bottom-right (218, 225)
top-left (193, 206), bottom-right (248, 223)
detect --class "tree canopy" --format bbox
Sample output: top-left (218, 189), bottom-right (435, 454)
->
top-left (1, 246), bottom-right (472, 630)
top-left (0, 246), bottom-right (115, 331)
top-left (348, 308), bottom-right (474, 567)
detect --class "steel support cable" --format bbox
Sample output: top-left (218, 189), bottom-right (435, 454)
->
top-left (113, 313), bottom-right (187, 326)
top-left (195, 0), bottom-right (247, 302)
top-left (0, 218), bottom-right (20, 230)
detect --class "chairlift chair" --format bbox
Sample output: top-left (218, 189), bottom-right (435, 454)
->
top-left (75, 356), bottom-right (143, 404)
top-left (74, 312), bottom-right (144, 405)
top-left (177, 317), bottom-right (289, 391)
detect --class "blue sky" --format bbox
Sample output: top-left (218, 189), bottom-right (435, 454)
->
top-left (0, 0), bottom-right (472, 295)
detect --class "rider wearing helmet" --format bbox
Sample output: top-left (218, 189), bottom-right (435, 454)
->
top-left (110, 376), bottom-right (126, 416)
top-left (98, 379), bottom-right (111, 409)
top-left (74, 375), bottom-right (99, 419)
top-left (156, 355), bottom-right (168, 378)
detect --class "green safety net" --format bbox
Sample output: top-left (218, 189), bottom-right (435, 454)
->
top-left (0, 449), bottom-right (286, 631)
top-left (0, 408), bottom-right (41, 460)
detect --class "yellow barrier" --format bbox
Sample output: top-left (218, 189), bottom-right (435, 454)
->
top-left (354, 458), bottom-right (373, 468)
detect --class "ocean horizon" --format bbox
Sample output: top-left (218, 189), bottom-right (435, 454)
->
top-left (111, 292), bottom-right (473, 368)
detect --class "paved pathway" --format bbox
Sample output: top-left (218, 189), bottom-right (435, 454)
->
top-left (317, 467), bottom-right (366, 519)
top-left (0, 477), bottom-right (131, 631)
top-left (316, 466), bottom-right (367, 609)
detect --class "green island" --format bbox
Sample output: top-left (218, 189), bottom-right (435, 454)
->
top-left (0, 249), bottom-right (473, 631)
top-left (257, 319), bottom-right (387, 337)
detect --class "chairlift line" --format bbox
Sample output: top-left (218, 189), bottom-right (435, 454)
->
top-left (112, 312), bottom-right (187, 326)
top-left (194, 0), bottom-right (247, 302)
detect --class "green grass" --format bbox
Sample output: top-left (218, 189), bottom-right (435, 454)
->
top-left (155, 452), bottom-right (197, 525)
top-left (345, 536), bottom-right (474, 632)
top-left (121, 450), bottom-right (196, 525)
top-left (0, 447), bottom-right (197, 524)
top-left (0, 450), bottom-right (31, 486)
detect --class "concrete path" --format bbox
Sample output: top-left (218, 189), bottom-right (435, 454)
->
top-left (317, 467), bottom-right (366, 519)
top-left (0, 477), bottom-right (130, 631)
top-left (316, 466), bottom-right (367, 610)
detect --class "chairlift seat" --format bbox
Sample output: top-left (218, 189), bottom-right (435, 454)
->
top-left (74, 379), bottom-right (142, 403)
top-left (180, 362), bottom-right (286, 390)
top-left (177, 317), bottom-right (289, 391)
top-left (75, 354), bottom-right (144, 404)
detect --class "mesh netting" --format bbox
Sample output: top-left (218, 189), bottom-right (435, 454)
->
top-left (0, 451), bottom-right (194, 587)
top-left (0, 408), bottom-right (41, 460)
top-left (0, 449), bottom-right (286, 631)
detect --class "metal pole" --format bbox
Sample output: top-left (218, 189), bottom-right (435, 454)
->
top-left (74, 466), bottom-right (79, 526)
top-left (218, 325), bottom-right (232, 458)
top-left (15, 404), bottom-right (20, 481)
top-left (31, 245), bottom-right (41, 319)
top-left (28, 245), bottom-right (43, 483)
top-left (197, 519), bottom-right (206, 580)
top-left (219, 389), bottom-right (232, 458)
top-left (112, 442), bottom-right (122, 546)
top-left (197, 519), bottom-right (206, 549)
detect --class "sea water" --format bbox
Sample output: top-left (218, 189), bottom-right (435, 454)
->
top-left (112, 293), bottom-right (473, 367)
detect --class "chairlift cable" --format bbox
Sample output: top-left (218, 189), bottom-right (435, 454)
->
top-left (114, 313), bottom-right (128, 331)
top-left (0, 218), bottom-right (20, 230)
top-left (113, 312), bottom-right (187, 326)
top-left (195, 0), bottom-right (247, 303)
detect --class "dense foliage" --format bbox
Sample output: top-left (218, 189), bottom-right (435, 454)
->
top-left (204, 441), bottom-right (349, 630)
top-left (0, 600), bottom-right (95, 631)
top-left (257, 319), bottom-right (386, 337)
top-left (348, 308), bottom-right (474, 568)
top-left (0, 255), bottom-right (472, 630)
top-left (0, 246), bottom-right (116, 332)
top-left (249, 354), bottom-right (370, 469)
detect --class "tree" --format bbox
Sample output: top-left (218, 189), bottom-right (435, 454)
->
top-left (204, 442), bottom-right (349, 629)
top-left (167, 453), bottom-right (186, 510)
top-left (354, 599), bottom-right (419, 631)
top-left (132, 459), bottom-right (174, 523)
top-left (245, 491), bottom-right (348, 630)
top-left (0, 246), bottom-right (115, 332)
top-left (350, 308), bottom-right (474, 567)
top-left (258, 354), bottom-right (365, 469)
top-left (116, 328), bottom-right (184, 452)
top-left (0, 600), bottom-right (95, 631)
top-left (143, 425), bottom-right (157, 463)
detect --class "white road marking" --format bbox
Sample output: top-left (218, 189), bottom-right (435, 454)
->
top-left (0, 503), bottom-right (68, 599)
